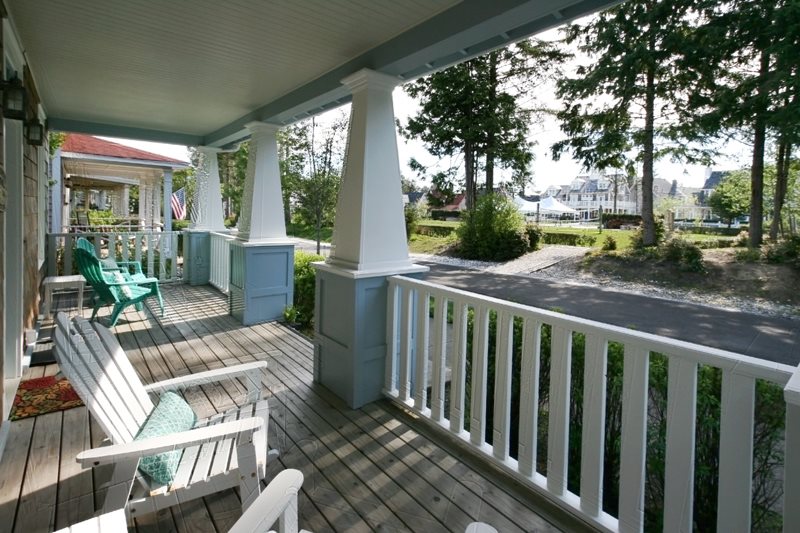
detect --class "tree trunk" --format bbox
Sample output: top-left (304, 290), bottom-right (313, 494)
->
top-left (613, 177), bottom-right (618, 213)
top-left (749, 50), bottom-right (770, 248)
top-left (771, 139), bottom-right (790, 240)
top-left (315, 216), bottom-right (322, 255)
top-left (485, 52), bottom-right (498, 194)
top-left (465, 140), bottom-right (475, 210)
top-left (641, 65), bottom-right (656, 246)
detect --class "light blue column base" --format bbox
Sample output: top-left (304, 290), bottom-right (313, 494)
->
top-left (313, 264), bottom-right (426, 409)
top-left (229, 241), bottom-right (295, 325)
top-left (183, 230), bottom-right (210, 286)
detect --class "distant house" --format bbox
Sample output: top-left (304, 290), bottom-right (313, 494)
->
top-left (442, 193), bottom-right (466, 212)
top-left (698, 170), bottom-right (731, 205)
top-left (403, 191), bottom-right (427, 206)
top-left (546, 169), bottom-right (636, 220)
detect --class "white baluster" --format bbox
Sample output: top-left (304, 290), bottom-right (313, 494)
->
top-left (518, 318), bottom-right (541, 478)
top-left (414, 290), bottom-right (430, 413)
top-left (492, 311), bottom-right (513, 461)
top-left (618, 345), bottom-right (649, 533)
top-left (717, 371), bottom-right (754, 532)
top-left (470, 306), bottom-right (489, 447)
top-left (663, 356), bottom-right (697, 533)
top-left (430, 295), bottom-right (447, 422)
top-left (384, 281), bottom-right (399, 396)
top-left (398, 287), bottom-right (414, 404)
top-left (449, 301), bottom-right (468, 435)
top-left (580, 334), bottom-right (608, 518)
top-left (546, 326), bottom-right (572, 495)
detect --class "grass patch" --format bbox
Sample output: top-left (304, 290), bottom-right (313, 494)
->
top-left (408, 233), bottom-right (457, 254)
top-left (418, 219), bottom-right (461, 228)
top-left (286, 222), bottom-right (333, 243)
top-left (541, 227), bottom-right (636, 250)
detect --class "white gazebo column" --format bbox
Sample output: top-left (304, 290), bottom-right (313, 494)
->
top-left (153, 180), bottom-right (161, 230)
top-left (138, 181), bottom-right (149, 229)
top-left (314, 69), bottom-right (426, 408)
top-left (162, 169), bottom-right (173, 233)
top-left (229, 122), bottom-right (294, 325)
top-left (97, 190), bottom-right (107, 211)
top-left (184, 147), bottom-right (226, 285)
top-left (121, 185), bottom-right (130, 220)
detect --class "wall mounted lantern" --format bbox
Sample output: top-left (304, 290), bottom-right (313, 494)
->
top-left (24, 118), bottom-right (44, 145)
top-left (2, 74), bottom-right (26, 120)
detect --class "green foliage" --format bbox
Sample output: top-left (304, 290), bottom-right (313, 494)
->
top-left (87, 209), bottom-right (118, 226)
top-left (708, 172), bottom-right (751, 226)
top-left (404, 202), bottom-right (425, 239)
top-left (172, 220), bottom-right (190, 231)
top-left (525, 224), bottom-right (544, 251)
top-left (762, 235), bottom-right (800, 269)
top-left (49, 131), bottom-right (67, 157)
top-left (283, 305), bottom-right (299, 325)
top-left (454, 310), bottom-right (785, 530)
top-left (552, 0), bottom-right (713, 247)
top-left (601, 235), bottom-right (618, 251)
top-left (542, 232), bottom-right (597, 247)
top-left (661, 236), bottom-right (706, 272)
top-left (630, 219), bottom-right (666, 249)
top-left (405, 41), bottom-right (565, 208)
top-left (218, 143), bottom-right (249, 219)
top-left (735, 247), bottom-right (762, 262)
top-left (456, 194), bottom-right (528, 261)
top-left (407, 233), bottom-right (458, 255)
top-left (291, 251), bottom-right (324, 329)
top-left (430, 209), bottom-right (460, 221)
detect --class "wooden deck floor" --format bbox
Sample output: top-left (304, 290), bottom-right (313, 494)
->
top-left (0, 284), bottom-right (559, 533)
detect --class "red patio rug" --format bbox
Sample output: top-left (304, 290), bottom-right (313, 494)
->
top-left (9, 375), bottom-right (84, 420)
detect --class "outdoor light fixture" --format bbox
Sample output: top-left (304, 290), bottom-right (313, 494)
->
top-left (1, 74), bottom-right (25, 120)
top-left (24, 118), bottom-right (44, 145)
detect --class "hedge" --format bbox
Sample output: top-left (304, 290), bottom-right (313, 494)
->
top-left (430, 209), bottom-right (461, 221)
top-left (543, 232), bottom-right (597, 247)
top-left (675, 225), bottom-right (749, 236)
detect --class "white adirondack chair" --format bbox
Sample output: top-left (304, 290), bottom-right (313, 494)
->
top-left (53, 312), bottom-right (273, 517)
top-left (56, 468), bottom-right (310, 533)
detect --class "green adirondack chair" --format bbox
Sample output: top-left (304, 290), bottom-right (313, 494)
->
top-left (75, 247), bottom-right (165, 326)
top-left (76, 237), bottom-right (146, 280)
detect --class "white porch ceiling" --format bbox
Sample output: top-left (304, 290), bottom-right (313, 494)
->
top-left (7, 0), bottom-right (618, 147)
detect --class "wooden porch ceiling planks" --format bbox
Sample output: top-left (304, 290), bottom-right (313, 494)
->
top-left (0, 285), bottom-right (559, 532)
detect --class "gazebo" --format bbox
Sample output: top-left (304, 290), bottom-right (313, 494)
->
top-left (53, 134), bottom-right (188, 233)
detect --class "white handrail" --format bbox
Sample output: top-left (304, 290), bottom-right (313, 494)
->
top-left (385, 274), bottom-right (796, 533)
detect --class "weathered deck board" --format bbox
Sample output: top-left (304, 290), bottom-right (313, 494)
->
top-left (0, 284), bottom-right (558, 532)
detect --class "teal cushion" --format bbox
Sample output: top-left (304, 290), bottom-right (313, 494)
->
top-left (135, 391), bottom-right (197, 485)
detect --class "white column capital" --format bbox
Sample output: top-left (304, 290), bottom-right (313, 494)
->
top-left (245, 121), bottom-right (282, 137)
top-left (341, 69), bottom-right (400, 93)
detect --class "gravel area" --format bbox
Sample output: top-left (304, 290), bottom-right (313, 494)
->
top-left (412, 246), bottom-right (799, 320)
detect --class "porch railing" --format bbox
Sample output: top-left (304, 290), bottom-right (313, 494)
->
top-left (209, 231), bottom-right (236, 293)
top-left (385, 275), bottom-right (799, 532)
top-left (47, 231), bottom-right (183, 282)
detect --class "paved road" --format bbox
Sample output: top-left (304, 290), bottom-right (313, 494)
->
top-left (419, 261), bottom-right (800, 366)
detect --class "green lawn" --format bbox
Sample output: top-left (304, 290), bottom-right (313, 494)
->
top-left (286, 222), bottom-right (333, 243)
top-left (540, 226), bottom-right (636, 249)
top-left (417, 219), bottom-right (461, 228)
top-left (408, 233), bottom-right (457, 254)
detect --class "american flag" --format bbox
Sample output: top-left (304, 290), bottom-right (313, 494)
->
top-left (171, 188), bottom-right (187, 220)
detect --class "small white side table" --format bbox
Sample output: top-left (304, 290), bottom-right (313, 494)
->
top-left (43, 274), bottom-right (85, 319)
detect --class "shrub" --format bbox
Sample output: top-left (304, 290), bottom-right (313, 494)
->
top-left (763, 235), bottom-right (800, 266)
top-left (404, 203), bottom-right (421, 238)
top-left (661, 236), bottom-right (706, 272)
top-left (172, 219), bottom-right (190, 230)
top-left (291, 251), bottom-right (324, 328)
top-left (735, 231), bottom-right (749, 247)
top-left (525, 224), bottom-right (544, 251)
top-left (602, 235), bottom-right (617, 251)
top-left (630, 219), bottom-right (665, 249)
top-left (543, 232), bottom-right (597, 247)
top-left (457, 194), bottom-right (528, 261)
top-left (735, 247), bottom-right (761, 262)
